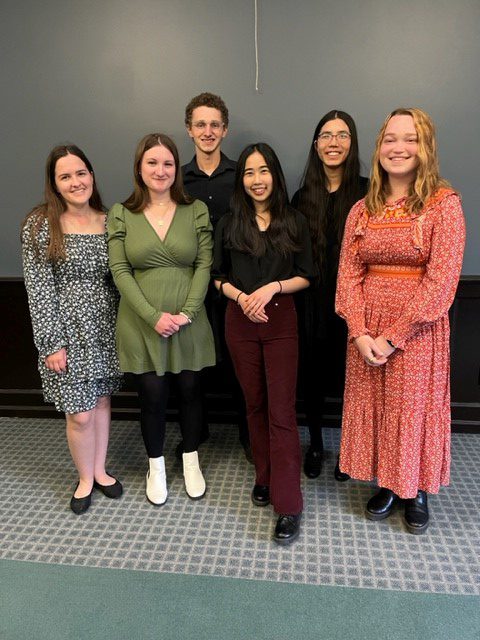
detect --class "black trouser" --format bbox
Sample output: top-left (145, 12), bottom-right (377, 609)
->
top-left (136, 370), bottom-right (202, 457)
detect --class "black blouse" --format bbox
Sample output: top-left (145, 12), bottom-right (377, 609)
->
top-left (212, 209), bottom-right (315, 295)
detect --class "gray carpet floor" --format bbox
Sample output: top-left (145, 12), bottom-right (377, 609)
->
top-left (0, 417), bottom-right (479, 595)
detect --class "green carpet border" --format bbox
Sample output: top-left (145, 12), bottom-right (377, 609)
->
top-left (1, 559), bottom-right (479, 640)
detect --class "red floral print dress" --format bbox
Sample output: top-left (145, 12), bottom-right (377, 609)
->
top-left (335, 189), bottom-right (465, 498)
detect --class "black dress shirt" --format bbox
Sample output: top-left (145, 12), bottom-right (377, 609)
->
top-left (182, 153), bottom-right (236, 227)
top-left (212, 209), bottom-right (314, 295)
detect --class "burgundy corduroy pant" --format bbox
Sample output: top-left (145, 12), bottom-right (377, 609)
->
top-left (225, 294), bottom-right (303, 515)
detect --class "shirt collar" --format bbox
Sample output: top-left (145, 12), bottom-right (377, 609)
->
top-left (183, 152), bottom-right (236, 177)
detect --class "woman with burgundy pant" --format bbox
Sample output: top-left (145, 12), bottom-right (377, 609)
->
top-left (212, 142), bottom-right (314, 544)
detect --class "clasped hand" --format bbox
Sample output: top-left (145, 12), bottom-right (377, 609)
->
top-left (354, 335), bottom-right (395, 367)
top-left (240, 283), bottom-right (277, 323)
top-left (154, 312), bottom-right (189, 338)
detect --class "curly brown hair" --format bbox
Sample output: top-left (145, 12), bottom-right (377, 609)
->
top-left (184, 92), bottom-right (229, 128)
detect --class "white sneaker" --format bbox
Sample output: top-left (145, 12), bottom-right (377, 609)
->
top-left (146, 456), bottom-right (168, 505)
top-left (182, 451), bottom-right (206, 500)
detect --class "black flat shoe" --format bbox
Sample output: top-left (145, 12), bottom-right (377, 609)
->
top-left (334, 455), bottom-right (350, 482)
top-left (274, 513), bottom-right (302, 545)
top-left (70, 484), bottom-right (93, 515)
top-left (94, 477), bottom-right (123, 499)
top-left (303, 447), bottom-right (323, 479)
top-left (366, 488), bottom-right (398, 520)
top-left (251, 484), bottom-right (270, 507)
top-left (404, 490), bottom-right (429, 535)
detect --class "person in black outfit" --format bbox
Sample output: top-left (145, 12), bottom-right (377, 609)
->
top-left (212, 142), bottom-right (314, 544)
top-left (292, 110), bottom-right (368, 480)
top-left (180, 92), bottom-right (251, 460)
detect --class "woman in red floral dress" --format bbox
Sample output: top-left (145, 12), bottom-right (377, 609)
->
top-left (335, 108), bottom-right (465, 534)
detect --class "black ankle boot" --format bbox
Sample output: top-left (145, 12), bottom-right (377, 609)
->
top-left (404, 490), bottom-right (429, 534)
top-left (365, 488), bottom-right (398, 520)
top-left (334, 455), bottom-right (350, 482)
top-left (303, 447), bottom-right (323, 478)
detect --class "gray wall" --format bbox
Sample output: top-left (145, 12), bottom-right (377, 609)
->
top-left (2, 0), bottom-right (479, 275)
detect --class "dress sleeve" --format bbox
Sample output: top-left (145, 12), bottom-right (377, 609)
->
top-left (335, 199), bottom-right (369, 340)
top-left (180, 200), bottom-right (213, 321)
top-left (21, 216), bottom-right (67, 358)
top-left (211, 214), bottom-right (231, 284)
top-left (384, 193), bottom-right (466, 349)
top-left (107, 203), bottom-right (161, 328)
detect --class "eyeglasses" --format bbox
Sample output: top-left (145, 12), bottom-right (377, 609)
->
top-left (317, 132), bottom-right (351, 142)
top-left (191, 121), bottom-right (224, 131)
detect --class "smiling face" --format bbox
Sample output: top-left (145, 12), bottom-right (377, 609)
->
top-left (187, 106), bottom-right (227, 155)
top-left (54, 153), bottom-right (94, 209)
top-left (139, 144), bottom-right (176, 198)
top-left (379, 114), bottom-right (419, 183)
top-left (242, 151), bottom-right (273, 211)
top-left (315, 118), bottom-right (352, 169)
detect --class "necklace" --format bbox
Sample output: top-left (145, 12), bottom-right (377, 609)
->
top-left (148, 202), bottom-right (175, 226)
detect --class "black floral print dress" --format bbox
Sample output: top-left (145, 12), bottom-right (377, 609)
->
top-left (22, 216), bottom-right (122, 414)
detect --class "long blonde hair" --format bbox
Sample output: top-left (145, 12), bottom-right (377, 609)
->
top-left (365, 108), bottom-right (451, 215)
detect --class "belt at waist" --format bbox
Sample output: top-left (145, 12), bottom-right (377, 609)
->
top-left (367, 264), bottom-right (426, 278)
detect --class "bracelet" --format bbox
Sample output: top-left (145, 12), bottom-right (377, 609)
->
top-left (277, 280), bottom-right (283, 294)
top-left (179, 312), bottom-right (192, 324)
top-left (386, 339), bottom-right (395, 349)
top-left (235, 291), bottom-right (244, 304)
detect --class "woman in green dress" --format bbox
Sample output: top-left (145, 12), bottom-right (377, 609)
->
top-left (108, 133), bottom-right (215, 505)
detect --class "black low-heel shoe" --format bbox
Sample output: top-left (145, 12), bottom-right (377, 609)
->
top-left (251, 484), bottom-right (270, 507)
top-left (94, 477), bottom-right (123, 499)
top-left (365, 488), bottom-right (398, 520)
top-left (404, 490), bottom-right (429, 535)
top-left (274, 513), bottom-right (302, 545)
top-left (303, 447), bottom-right (323, 479)
top-left (70, 484), bottom-right (93, 515)
top-left (334, 455), bottom-right (350, 482)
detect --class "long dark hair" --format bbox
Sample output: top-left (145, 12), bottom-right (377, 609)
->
top-left (22, 144), bottom-right (104, 262)
top-left (123, 133), bottom-right (192, 212)
top-left (296, 110), bottom-right (364, 278)
top-left (226, 142), bottom-right (301, 257)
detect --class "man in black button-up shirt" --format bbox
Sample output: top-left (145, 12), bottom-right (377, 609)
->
top-left (180, 92), bottom-right (251, 460)
top-left (182, 92), bottom-right (236, 227)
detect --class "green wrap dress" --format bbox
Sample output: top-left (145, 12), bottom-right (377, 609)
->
top-left (107, 200), bottom-right (215, 375)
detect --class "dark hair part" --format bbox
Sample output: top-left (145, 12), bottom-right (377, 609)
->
top-left (184, 92), bottom-right (229, 128)
top-left (226, 142), bottom-right (301, 258)
top-left (123, 133), bottom-right (192, 212)
top-left (296, 110), bottom-right (364, 279)
top-left (21, 144), bottom-right (104, 262)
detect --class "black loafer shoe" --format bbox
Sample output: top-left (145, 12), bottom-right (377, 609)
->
top-left (274, 513), bottom-right (302, 545)
top-left (334, 455), bottom-right (350, 482)
top-left (304, 447), bottom-right (323, 479)
top-left (404, 490), bottom-right (429, 534)
top-left (70, 484), bottom-right (93, 515)
top-left (251, 484), bottom-right (270, 507)
top-left (94, 477), bottom-right (123, 499)
top-left (366, 488), bottom-right (398, 520)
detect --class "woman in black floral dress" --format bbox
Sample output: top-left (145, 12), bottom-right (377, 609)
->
top-left (21, 145), bottom-right (123, 514)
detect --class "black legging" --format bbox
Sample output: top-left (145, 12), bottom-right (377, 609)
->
top-left (136, 370), bottom-right (202, 458)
